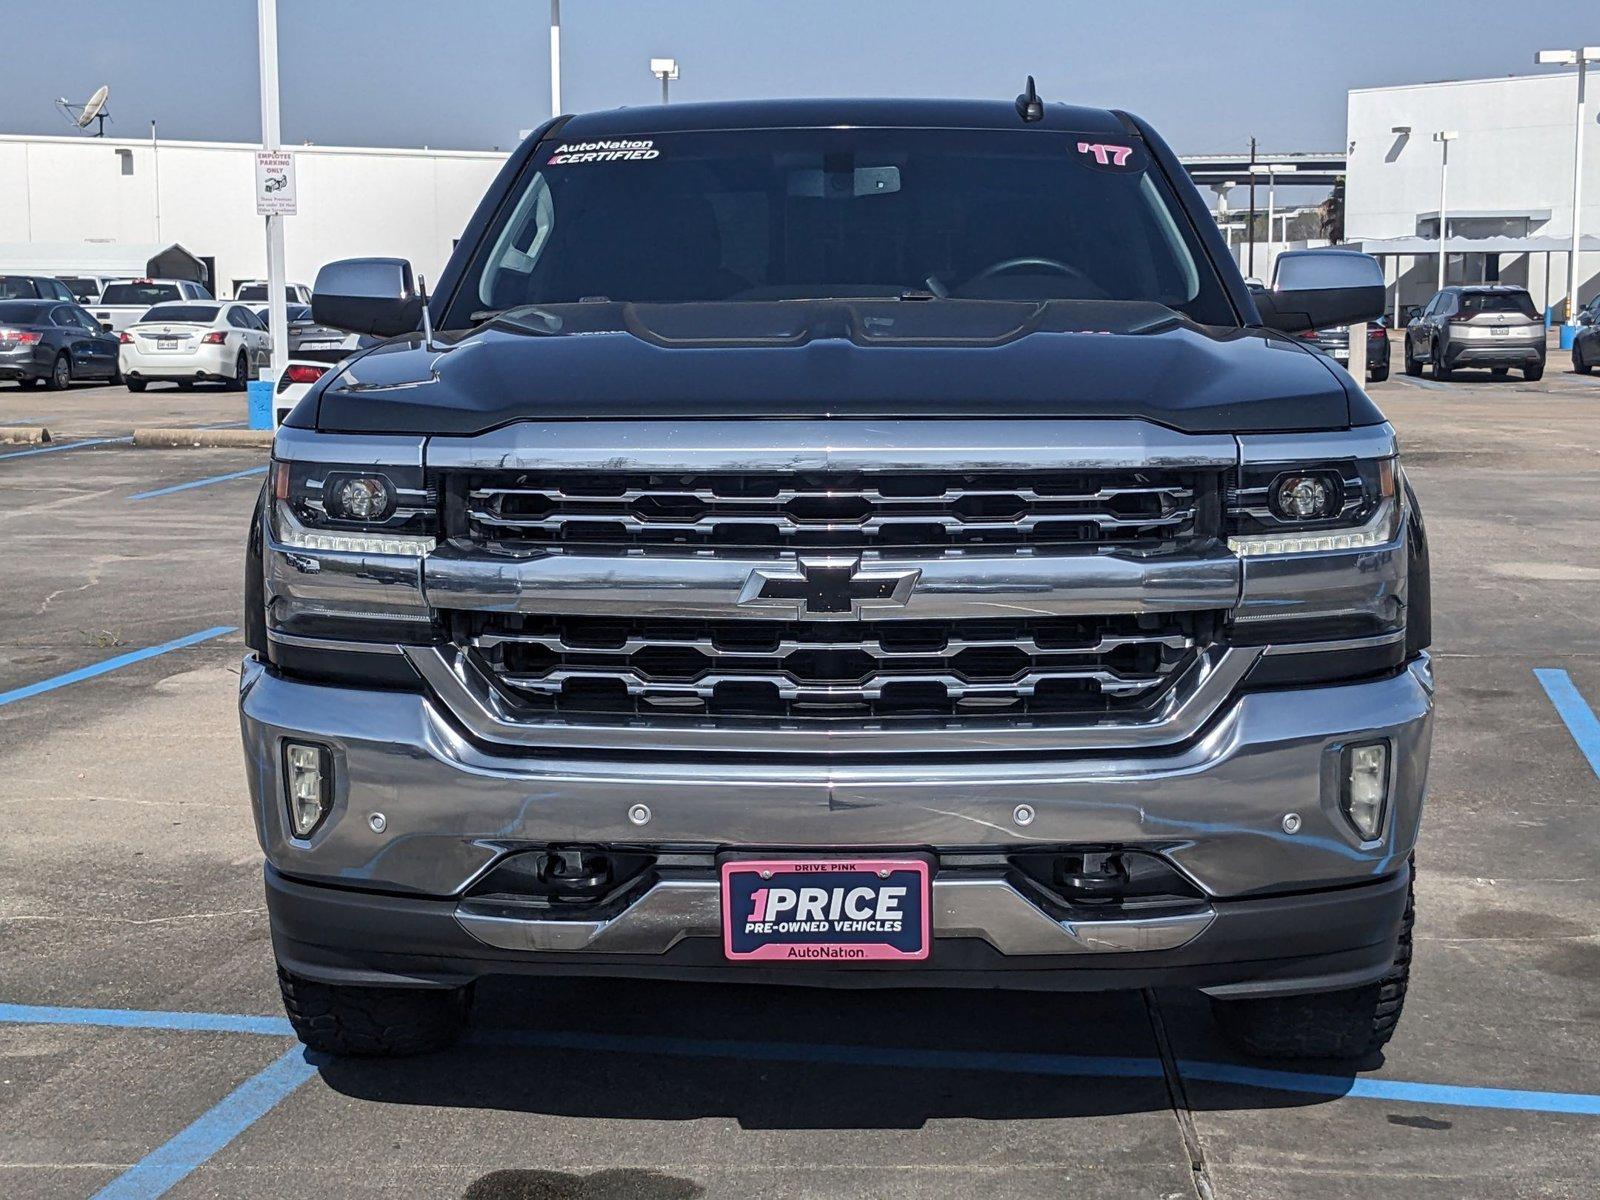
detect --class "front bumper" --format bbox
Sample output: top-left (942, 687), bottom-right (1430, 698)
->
top-left (242, 653), bottom-right (1432, 991)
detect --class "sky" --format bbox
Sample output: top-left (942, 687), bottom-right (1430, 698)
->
top-left (2, 0), bottom-right (1596, 158)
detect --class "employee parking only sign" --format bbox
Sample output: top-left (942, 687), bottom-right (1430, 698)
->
top-left (255, 150), bottom-right (297, 216)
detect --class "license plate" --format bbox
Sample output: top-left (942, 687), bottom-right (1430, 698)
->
top-left (721, 858), bottom-right (930, 962)
top-left (1492, 326), bottom-right (1508, 336)
top-left (157, 337), bottom-right (179, 350)
top-left (1333, 349), bottom-right (1349, 360)
top-left (298, 340), bottom-right (341, 350)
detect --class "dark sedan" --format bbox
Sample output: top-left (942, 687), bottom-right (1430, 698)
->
top-left (1299, 318), bottom-right (1391, 382)
top-left (1574, 298), bottom-right (1599, 375)
top-left (252, 304), bottom-right (357, 355)
top-left (0, 299), bottom-right (122, 389)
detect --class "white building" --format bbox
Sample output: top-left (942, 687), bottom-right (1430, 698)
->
top-left (0, 133), bottom-right (510, 297)
top-left (1345, 71), bottom-right (1600, 318)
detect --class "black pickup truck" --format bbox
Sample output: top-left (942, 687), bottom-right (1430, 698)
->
top-left (241, 90), bottom-right (1432, 1061)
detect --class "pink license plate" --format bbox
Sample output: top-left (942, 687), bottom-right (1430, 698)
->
top-left (721, 858), bottom-right (930, 962)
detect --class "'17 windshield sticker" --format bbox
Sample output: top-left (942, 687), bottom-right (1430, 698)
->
top-left (548, 139), bottom-right (659, 165)
top-left (1077, 141), bottom-right (1134, 167)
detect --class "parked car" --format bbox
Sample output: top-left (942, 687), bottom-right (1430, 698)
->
top-left (1403, 285), bottom-right (1545, 381)
top-left (58, 275), bottom-right (124, 304)
top-left (235, 280), bottom-right (313, 304)
top-left (0, 299), bottom-right (122, 388)
top-left (118, 300), bottom-right (269, 391)
top-left (0, 274), bottom-right (76, 302)
top-left (253, 303), bottom-right (358, 355)
top-left (92, 278), bottom-right (214, 333)
top-left (1573, 299), bottom-right (1599, 374)
top-left (1300, 317), bottom-right (1391, 383)
top-left (244, 96), bottom-right (1429, 1065)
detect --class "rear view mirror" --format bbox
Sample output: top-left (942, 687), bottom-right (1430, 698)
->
top-left (312, 258), bottom-right (423, 338)
top-left (1255, 249), bottom-right (1386, 335)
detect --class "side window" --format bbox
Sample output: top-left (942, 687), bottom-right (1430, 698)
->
top-left (227, 307), bottom-right (249, 329)
top-left (51, 305), bottom-right (77, 327)
top-left (72, 306), bottom-right (100, 331)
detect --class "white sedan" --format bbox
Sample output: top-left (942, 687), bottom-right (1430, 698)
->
top-left (119, 301), bottom-right (270, 392)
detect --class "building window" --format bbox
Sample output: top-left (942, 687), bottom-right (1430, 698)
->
top-left (115, 148), bottom-right (134, 176)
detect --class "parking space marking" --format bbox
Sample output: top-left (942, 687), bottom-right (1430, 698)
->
top-left (128, 465), bottom-right (267, 501)
top-left (0, 1003), bottom-right (291, 1036)
top-left (0, 435), bottom-right (133, 461)
top-left (1535, 668), bottom-right (1600, 779)
top-left (89, 1046), bottom-right (317, 1200)
top-left (0, 625), bottom-right (235, 709)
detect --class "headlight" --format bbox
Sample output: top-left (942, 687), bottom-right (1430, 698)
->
top-left (269, 460), bottom-right (436, 557)
top-left (1227, 457), bottom-right (1398, 557)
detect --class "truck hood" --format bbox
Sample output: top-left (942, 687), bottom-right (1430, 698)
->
top-left (307, 299), bottom-right (1363, 435)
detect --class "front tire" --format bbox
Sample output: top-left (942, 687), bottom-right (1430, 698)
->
top-left (1211, 866), bottom-right (1413, 1061)
top-left (1577, 345), bottom-right (1593, 374)
top-left (1524, 362), bottom-right (1544, 382)
top-left (277, 965), bottom-right (472, 1058)
top-left (1403, 338), bottom-right (1423, 376)
top-left (46, 353), bottom-right (71, 391)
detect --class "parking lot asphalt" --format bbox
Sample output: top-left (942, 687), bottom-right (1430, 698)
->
top-left (3, 369), bottom-right (1600, 1198)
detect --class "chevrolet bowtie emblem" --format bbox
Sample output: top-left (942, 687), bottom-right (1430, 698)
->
top-left (738, 557), bottom-right (921, 619)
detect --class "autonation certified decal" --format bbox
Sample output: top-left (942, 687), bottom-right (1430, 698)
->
top-left (547, 139), bottom-right (660, 164)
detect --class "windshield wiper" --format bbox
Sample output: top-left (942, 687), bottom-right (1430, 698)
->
top-left (469, 305), bottom-right (564, 335)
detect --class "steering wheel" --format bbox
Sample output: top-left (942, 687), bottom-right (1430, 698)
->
top-left (967, 256), bottom-right (1091, 285)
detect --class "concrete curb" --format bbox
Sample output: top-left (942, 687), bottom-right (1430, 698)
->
top-left (133, 428), bottom-right (274, 450)
top-left (0, 426), bottom-right (50, 445)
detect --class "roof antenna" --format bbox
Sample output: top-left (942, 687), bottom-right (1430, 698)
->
top-left (1015, 75), bottom-right (1044, 123)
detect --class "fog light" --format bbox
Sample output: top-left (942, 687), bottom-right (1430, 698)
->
top-left (1340, 740), bottom-right (1389, 839)
top-left (283, 742), bottom-right (332, 838)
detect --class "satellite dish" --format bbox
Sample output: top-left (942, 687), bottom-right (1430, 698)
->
top-left (55, 86), bottom-right (112, 136)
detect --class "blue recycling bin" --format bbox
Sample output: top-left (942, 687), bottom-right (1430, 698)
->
top-left (1558, 324), bottom-right (1578, 350)
top-left (247, 379), bottom-right (274, 430)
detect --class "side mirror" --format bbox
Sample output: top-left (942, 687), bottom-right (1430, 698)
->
top-left (1402, 305), bottom-right (1423, 325)
top-left (1255, 249), bottom-right (1386, 335)
top-left (1580, 309), bottom-right (1595, 327)
top-left (311, 257), bottom-right (423, 338)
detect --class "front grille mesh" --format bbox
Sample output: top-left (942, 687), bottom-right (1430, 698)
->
top-left (461, 470), bottom-right (1202, 552)
top-left (466, 613), bottom-right (1213, 720)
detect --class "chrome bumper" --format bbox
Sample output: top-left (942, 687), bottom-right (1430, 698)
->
top-left (239, 653), bottom-right (1433, 905)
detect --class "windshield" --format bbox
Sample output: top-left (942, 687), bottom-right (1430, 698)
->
top-left (446, 128), bottom-right (1234, 326)
top-left (140, 304), bottom-right (218, 324)
top-left (103, 282), bottom-right (181, 306)
top-left (1459, 291), bottom-right (1539, 319)
top-left (60, 277), bottom-right (100, 301)
top-left (0, 277), bottom-right (44, 299)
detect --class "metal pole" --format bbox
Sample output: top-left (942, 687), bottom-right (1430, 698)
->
top-left (549, 0), bottom-right (561, 117)
top-left (1247, 138), bottom-right (1257, 278)
top-left (1436, 138), bottom-right (1449, 293)
top-left (662, 74), bottom-right (670, 105)
top-left (150, 120), bottom-right (161, 243)
top-left (257, 0), bottom-right (288, 376)
top-left (1266, 170), bottom-right (1276, 277)
top-left (1567, 59), bottom-right (1587, 326)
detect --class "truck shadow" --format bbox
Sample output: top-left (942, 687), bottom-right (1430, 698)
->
top-left (314, 977), bottom-right (1357, 1129)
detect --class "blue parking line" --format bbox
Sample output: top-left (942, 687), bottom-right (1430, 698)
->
top-left (89, 1046), bottom-right (318, 1200)
top-left (0, 1003), bottom-right (292, 1036)
top-left (3, 1003), bottom-right (1600, 1120)
top-left (0, 435), bottom-right (132, 461)
top-left (0, 625), bottom-right (235, 709)
top-left (128, 465), bottom-right (266, 501)
top-left (1535, 668), bottom-right (1600, 779)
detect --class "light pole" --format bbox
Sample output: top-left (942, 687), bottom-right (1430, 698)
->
top-left (650, 57), bottom-right (679, 105)
top-left (1434, 131), bottom-right (1457, 293)
top-left (1249, 163), bottom-right (1296, 277)
top-left (1534, 46), bottom-right (1599, 330)
top-left (256, 0), bottom-right (288, 379)
top-left (549, 0), bottom-right (561, 117)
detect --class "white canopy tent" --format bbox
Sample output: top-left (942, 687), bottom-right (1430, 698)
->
top-left (0, 242), bottom-right (208, 285)
top-left (1349, 234), bottom-right (1600, 324)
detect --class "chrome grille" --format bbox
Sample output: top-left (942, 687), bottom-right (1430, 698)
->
top-left (464, 613), bottom-right (1214, 720)
top-left (459, 470), bottom-right (1204, 552)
